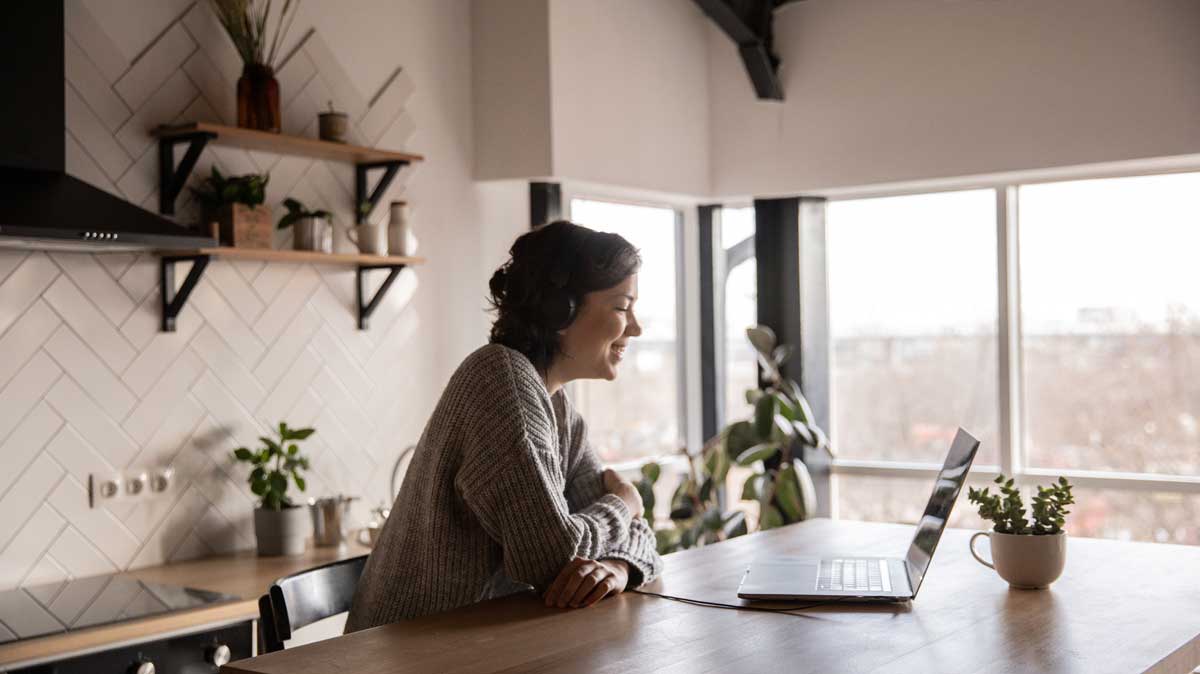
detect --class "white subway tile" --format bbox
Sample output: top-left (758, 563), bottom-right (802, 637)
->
top-left (128, 486), bottom-right (209, 569)
top-left (0, 300), bottom-right (61, 391)
top-left (114, 24), bottom-right (196, 111)
top-left (252, 306), bottom-right (322, 391)
top-left (0, 404), bottom-right (63, 500)
top-left (189, 283), bottom-right (265, 367)
top-left (255, 346), bottom-right (321, 426)
top-left (120, 310), bottom-right (202, 398)
top-left (182, 3), bottom-right (242, 82)
top-left (0, 455), bottom-right (65, 552)
top-left (49, 477), bottom-right (140, 568)
top-left (64, 82), bottom-right (132, 182)
top-left (44, 326), bottom-right (137, 421)
top-left (123, 350), bottom-right (204, 447)
top-left (182, 49), bottom-right (235, 125)
top-left (65, 33), bottom-right (131, 133)
top-left (43, 275), bottom-right (136, 373)
top-left (48, 526), bottom-right (116, 580)
top-left (64, 0), bottom-right (130, 83)
top-left (190, 326), bottom-right (266, 411)
top-left (205, 261), bottom-right (265, 324)
top-left (254, 266), bottom-right (322, 345)
top-left (0, 505), bottom-right (66, 591)
top-left (49, 253), bottom-right (135, 325)
top-left (0, 254), bottom-right (60, 337)
top-left (65, 131), bottom-right (122, 197)
top-left (45, 379), bottom-right (137, 471)
top-left (303, 34), bottom-right (367, 123)
top-left (0, 353), bottom-right (62, 445)
top-left (359, 68), bottom-right (414, 145)
top-left (115, 69), bottom-right (199, 161)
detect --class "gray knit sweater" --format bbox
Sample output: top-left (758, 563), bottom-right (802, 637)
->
top-left (345, 344), bottom-right (663, 632)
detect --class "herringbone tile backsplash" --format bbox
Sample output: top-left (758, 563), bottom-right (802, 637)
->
top-left (0, 1), bottom-right (423, 590)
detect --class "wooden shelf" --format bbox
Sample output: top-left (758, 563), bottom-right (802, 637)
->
top-left (157, 248), bottom-right (420, 332)
top-left (154, 122), bottom-right (424, 164)
top-left (170, 247), bottom-right (426, 267)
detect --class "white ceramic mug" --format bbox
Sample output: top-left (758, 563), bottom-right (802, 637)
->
top-left (347, 223), bottom-right (388, 255)
top-left (970, 530), bottom-right (1067, 589)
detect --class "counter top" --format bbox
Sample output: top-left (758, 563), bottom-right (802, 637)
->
top-left (0, 541), bottom-right (369, 669)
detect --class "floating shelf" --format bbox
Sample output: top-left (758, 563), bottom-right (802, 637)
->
top-left (153, 122), bottom-right (423, 223)
top-left (158, 248), bottom-right (424, 332)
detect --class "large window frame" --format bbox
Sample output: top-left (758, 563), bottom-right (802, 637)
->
top-left (820, 177), bottom-right (1200, 515)
top-left (562, 185), bottom-right (700, 469)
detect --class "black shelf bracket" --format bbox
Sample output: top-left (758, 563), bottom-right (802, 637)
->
top-left (158, 132), bottom-right (217, 215)
top-left (356, 263), bottom-right (406, 330)
top-left (355, 160), bottom-right (409, 223)
top-left (160, 254), bottom-right (211, 332)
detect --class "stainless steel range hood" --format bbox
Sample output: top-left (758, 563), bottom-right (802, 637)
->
top-left (0, 2), bottom-right (215, 251)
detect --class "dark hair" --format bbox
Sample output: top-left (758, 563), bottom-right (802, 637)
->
top-left (488, 220), bottom-right (641, 371)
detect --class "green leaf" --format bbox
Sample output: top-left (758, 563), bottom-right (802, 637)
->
top-left (724, 421), bottom-right (758, 461)
top-left (251, 479), bottom-right (268, 496)
top-left (745, 388), bottom-right (764, 406)
top-left (760, 505), bottom-right (784, 530)
top-left (741, 473), bottom-right (762, 501)
top-left (641, 462), bottom-right (661, 483)
top-left (269, 471), bottom-right (288, 494)
top-left (735, 442), bottom-right (779, 466)
top-left (791, 420), bottom-right (816, 446)
top-left (704, 443), bottom-right (730, 482)
top-left (754, 395), bottom-right (777, 439)
top-left (250, 467), bottom-right (265, 483)
top-left (775, 465), bottom-right (804, 522)
top-left (636, 478), bottom-right (656, 521)
top-left (288, 444), bottom-right (298, 456)
top-left (283, 197), bottom-right (302, 212)
top-left (259, 436), bottom-right (281, 454)
top-left (746, 325), bottom-right (777, 357)
top-left (723, 510), bottom-right (748, 538)
top-left (294, 474), bottom-right (307, 491)
top-left (291, 428), bottom-right (315, 440)
top-left (234, 447), bottom-right (254, 461)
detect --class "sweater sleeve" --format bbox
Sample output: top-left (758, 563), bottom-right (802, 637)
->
top-left (561, 400), bottom-right (664, 588)
top-left (454, 351), bottom-right (634, 592)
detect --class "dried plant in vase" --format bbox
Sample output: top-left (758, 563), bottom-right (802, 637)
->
top-left (209, 0), bottom-right (301, 132)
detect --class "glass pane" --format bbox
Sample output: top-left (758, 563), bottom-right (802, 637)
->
top-left (1019, 173), bottom-right (1200, 475)
top-left (827, 190), bottom-right (999, 465)
top-left (721, 206), bottom-right (755, 250)
top-left (569, 198), bottom-right (681, 462)
top-left (723, 258), bottom-right (757, 425)
top-left (834, 474), bottom-right (989, 530)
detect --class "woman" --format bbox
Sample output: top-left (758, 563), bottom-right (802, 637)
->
top-left (345, 220), bottom-right (664, 632)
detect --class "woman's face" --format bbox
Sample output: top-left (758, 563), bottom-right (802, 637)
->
top-left (556, 274), bottom-right (642, 382)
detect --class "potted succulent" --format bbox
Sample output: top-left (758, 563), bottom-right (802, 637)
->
top-left (968, 475), bottom-right (1075, 589)
top-left (233, 422), bottom-right (314, 556)
top-left (191, 166), bottom-right (271, 248)
top-left (638, 325), bottom-right (832, 553)
top-left (278, 198), bottom-right (332, 252)
top-left (209, 0), bottom-right (300, 132)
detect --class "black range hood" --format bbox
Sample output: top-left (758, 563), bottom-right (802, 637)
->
top-left (0, 2), bottom-right (214, 251)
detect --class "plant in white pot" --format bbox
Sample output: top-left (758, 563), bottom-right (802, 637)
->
top-left (968, 475), bottom-right (1075, 589)
top-left (233, 422), bottom-right (314, 556)
top-left (277, 198), bottom-right (331, 252)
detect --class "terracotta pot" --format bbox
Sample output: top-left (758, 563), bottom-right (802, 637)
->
top-left (237, 64), bottom-right (280, 133)
top-left (970, 530), bottom-right (1067, 589)
top-left (214, 203), bottom-right (272, 249)
top-left (254, 505), bottom-right (310, 556)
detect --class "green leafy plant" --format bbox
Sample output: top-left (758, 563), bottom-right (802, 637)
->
top-left (637, 325), bottom-right (833, 554)
top-left (191, 166), bottom-right (269, 212)
top-left (233, 422), bottom-right (313, 511)
top-left (277, 197), bottom-right (331, 229)
top-left (968, 475), bottom-right (1075, 535)
top-left (209, 0), bottom-right (300, 68)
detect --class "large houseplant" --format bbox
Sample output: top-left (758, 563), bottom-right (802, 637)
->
top-left (209, 0), bottom-right (301, 132)
top-left (233, 422), bottom-right (313, 556)
top-left (967, 475), bottom-right (1075, 588)
top-left (639, 325), bottom-right (832, 554)
top-left (192, 166), bottom-right (271, 248)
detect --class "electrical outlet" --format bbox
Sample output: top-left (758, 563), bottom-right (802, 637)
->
top-left (88, 468), bottom-right (176, 508)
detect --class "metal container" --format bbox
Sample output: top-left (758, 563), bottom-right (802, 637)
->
top-left (309, 495), bottom-right (357, 547)
top-left (292, 215), bottom-right (331, 252)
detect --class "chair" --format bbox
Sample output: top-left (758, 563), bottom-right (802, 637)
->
top-left (257, 555), bottom-right (369, 653)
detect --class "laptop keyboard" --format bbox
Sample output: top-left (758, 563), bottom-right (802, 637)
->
top-left (817, 559), bottom-right (891, 592)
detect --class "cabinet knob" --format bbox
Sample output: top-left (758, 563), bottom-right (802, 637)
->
top-left (206, 643), bottom-right (232, 666)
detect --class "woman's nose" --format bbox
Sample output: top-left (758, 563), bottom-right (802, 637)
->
top-left (626, 312), bottom-right (643, 337)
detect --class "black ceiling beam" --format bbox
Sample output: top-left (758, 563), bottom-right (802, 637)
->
top-left (694, 0), bottom-right (795, 100)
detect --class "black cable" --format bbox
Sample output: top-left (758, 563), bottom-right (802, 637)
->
top-left (631, 589), bottom-right (856, 616)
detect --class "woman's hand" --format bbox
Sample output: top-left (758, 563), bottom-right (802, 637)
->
top-left (603, 468), bottom-right (643, 518)
top-left (543, 557), bottom-right (630, 608)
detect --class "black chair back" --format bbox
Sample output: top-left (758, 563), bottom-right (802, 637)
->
top-left (258, 555), bottom-right (368, 653)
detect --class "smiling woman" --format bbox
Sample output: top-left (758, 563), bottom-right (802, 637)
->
top-left (344, 221), bottom-right (663, 631)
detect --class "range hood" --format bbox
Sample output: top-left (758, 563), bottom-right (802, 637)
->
top-left (0, 2), bottom-right (215, 251)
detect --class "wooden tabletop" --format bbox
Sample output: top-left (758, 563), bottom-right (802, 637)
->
top-left (220, 519), bottom-right (1200, 674)
top-left (0, 541), bottom-right (369, 669)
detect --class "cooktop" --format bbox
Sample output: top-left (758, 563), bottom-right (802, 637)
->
top-left (0, 573), bottom-right (238, 644)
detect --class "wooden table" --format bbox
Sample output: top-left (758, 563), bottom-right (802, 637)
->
top-left (220, 519), bottom-right (1200, 674)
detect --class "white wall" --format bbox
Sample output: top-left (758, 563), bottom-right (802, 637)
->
top-left (709, 0), bottom-right (1200, 197)
top-left (0, 0), bottom-right (481, 589)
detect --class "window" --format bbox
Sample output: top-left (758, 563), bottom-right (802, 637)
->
top-left (826, 190), bottom-right (1000, 466)
top-left (825, 173), bottom-right (1200, 546)
top-left (568, 198), bottom-right (684, 463)
top-left (721, 207), bottom-right (757, 426)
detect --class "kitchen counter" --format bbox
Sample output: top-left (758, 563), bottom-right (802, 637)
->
top-left (0, 541), bottom-right (369, 669)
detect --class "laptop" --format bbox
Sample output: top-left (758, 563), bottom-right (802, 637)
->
top-left (736, 427), bottom-right (980, 603)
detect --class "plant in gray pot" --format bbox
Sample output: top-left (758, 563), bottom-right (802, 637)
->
top-left (968, 475), bottom-right (1076, 589)
top-left (233, 422), bottom-right (314, 556)
top-left (277, 198), bottom-right (332, 252)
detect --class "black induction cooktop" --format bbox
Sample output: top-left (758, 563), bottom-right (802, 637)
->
top-left (0, 573), bottom-right (238, 644)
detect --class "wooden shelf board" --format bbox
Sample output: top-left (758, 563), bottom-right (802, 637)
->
top-left (154, 122), bottom-right (424, 165)
top-left (165, 247), bottom-right (425, 267)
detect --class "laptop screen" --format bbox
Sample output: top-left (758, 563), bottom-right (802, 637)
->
top-left (903, 428), bottom-right (980, 597)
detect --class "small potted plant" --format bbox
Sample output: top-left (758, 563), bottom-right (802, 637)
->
top-left (278, 198), bottom-right (332, 252)
top-left (968, 475), bottom-right (1075, 589)
top-left (233, 422), bottom-right (314, 556)
top-left (191, 166), bottom-right (271, 248)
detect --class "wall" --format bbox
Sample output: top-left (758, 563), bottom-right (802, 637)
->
top-left (0, 0), bottom-right (480, 591)
top-left (709, 0), bottom-right (1200, 197)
